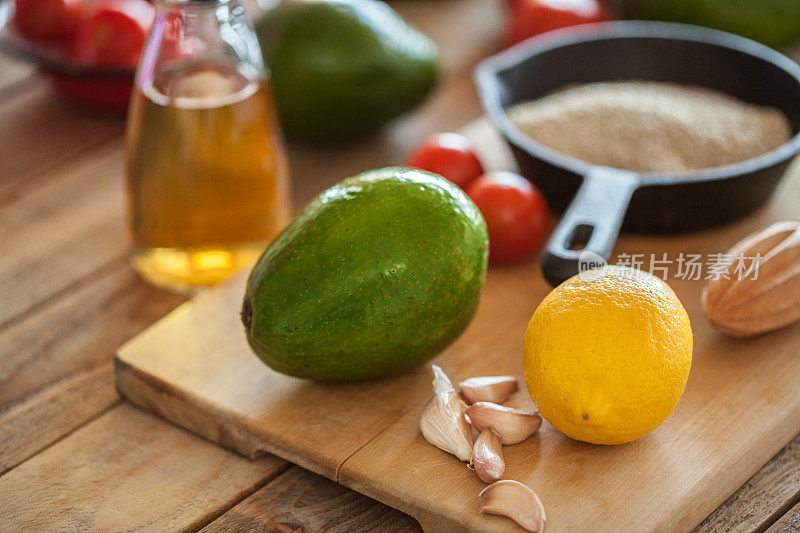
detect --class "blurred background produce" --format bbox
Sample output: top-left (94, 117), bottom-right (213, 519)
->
top-left (5, 0), bottom-right (154, 109)
top-left (504, 0), bottom-right (608, 47)
top-left (4, 0), bottom-right (799, 117)
top-left (620, 0), bottom-right (800, 50)
top-left (13, 0), bottom-right (82, 43)
top-left (255, 0), bottom-right (439, 142)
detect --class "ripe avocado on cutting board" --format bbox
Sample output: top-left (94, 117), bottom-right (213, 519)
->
top-left (115, 119), bottom-right (800, 532)
top-left (242, 168), bottom-right (488, 382)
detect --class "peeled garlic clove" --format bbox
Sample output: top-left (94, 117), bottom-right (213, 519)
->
top-left (467, 402), bottom-right (541, 445)
top-left (460, 375), bottom-right (519, 404)
top-left (472, 428), bottom-right (504, 483)
top-left (479, 480), bottom-right (546, 532)
top-left (420, 365), bottom-right (473, 462)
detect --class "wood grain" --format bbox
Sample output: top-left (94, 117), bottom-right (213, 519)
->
top-left (0, 262), bottom-right (183, 411)
top-left (767, 501), bottom-right (800, 533)
top-left (0, 83), bottom-right (124, 200)
top-left (0, 404), bottom-right (289, 532)
top-left (0, 365), bottom-right (117, 475)
top-left (202, 466), bottom-right (421, 533)
top-left (0, 265), bottom-right (185, 473)
top-left (696, 434), bottom-right (800, 533)
top-left (0, 145), bottom-right (130, 327)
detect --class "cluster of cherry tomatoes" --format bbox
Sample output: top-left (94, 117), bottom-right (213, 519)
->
top-left (407, 133), bottom-right (550, 264)
top-left (14, 0), bottom-right (154, 68)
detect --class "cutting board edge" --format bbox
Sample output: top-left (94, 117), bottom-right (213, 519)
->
top-left (665, 416), bottom-right (800, 533)
top-left (113, 354), bottom-right (339, 481)
top-left (338, 467), bottom-right (516, 533)
top-left (337, 388), bottom-right (800, 533)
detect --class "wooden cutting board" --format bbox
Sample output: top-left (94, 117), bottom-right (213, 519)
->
top-left (115, 119), bottom-right (800, 532)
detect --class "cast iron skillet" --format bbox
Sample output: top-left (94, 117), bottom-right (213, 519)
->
top-left (475, 21), bottom-right (800, 286)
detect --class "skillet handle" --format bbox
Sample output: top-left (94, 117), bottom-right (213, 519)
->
top-left (539, 167), bottom-right (641, 286)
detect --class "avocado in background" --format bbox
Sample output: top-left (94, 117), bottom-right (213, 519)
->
top-left (256, 0), bottom-right (439, 142)
top-left (242, 167), bottom-right (488, 382)
top-left (622, 0), bottom-right (800, 49)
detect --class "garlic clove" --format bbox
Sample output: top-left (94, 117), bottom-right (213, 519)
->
top-left (420, 365), bottom-right (473, 462)
top-left (467, 402), bottom-right (542, 445)
top-left (479, 480), bottom-right (546, 532)
top-left (472, 428), bottom-right (504, 483)
top-left (460, 375), bottom-right (519, 404)
top-left (432, 364), bottom-right (455, 394)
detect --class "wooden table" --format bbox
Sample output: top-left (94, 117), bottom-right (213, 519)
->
top-left (0, 1), bottom-right (798, 531)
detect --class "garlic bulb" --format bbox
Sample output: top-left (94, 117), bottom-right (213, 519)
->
top-left (419, 365), bottom-right (472, 461)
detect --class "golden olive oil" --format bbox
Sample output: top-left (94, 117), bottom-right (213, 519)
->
top-left (126, 61), bottom-right (289, 292)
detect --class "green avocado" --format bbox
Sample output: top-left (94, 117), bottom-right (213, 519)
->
top-left (622, 0), bottom-right (800, 49)
top-left (255, 0), bottom-right (438, 142)
top-left (242, 167), bottom-right (488, 382)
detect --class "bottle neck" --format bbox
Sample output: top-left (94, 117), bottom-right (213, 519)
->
top-left (154, 0), bottom-right (246, 19)
top-left (137, 0), bottom-right (265, 88)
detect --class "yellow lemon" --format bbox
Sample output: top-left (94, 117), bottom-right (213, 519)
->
top-left (523, 265), bottom-right (692, 445)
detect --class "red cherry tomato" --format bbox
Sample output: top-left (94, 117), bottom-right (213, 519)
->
top-left (466, 171), bottom-right (549, 263)
top-left (505, 0), bottom-right (609, 47)
top-left (13, 0), bottom-right (82, 44)
top-left (71, 0), bottom-right (154, 68)
top-left (407, 133), bottom-right (485, 189)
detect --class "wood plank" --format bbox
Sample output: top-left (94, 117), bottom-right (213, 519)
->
top-left (0, 404), bottom-right (289, 532)
top-left (0, 82), bottom-right (124, 199)
top-left (0, 261), bottom-right (183, 411)
top-left (0, 145), bottom-right (129, 327)
top-left (202, 466), bottom-right (421, 533)
top-left (695, 434), bottom-right (800, 533)
top-left (0, 261), bottom-right (184, 473)
top-left (767, 500), bottom-right (800, 533)
top-left (0, 365), bottom-right (118, 475)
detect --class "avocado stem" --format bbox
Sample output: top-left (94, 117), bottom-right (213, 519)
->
top-left (241, 297), bottom-right (253, 332)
